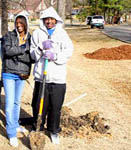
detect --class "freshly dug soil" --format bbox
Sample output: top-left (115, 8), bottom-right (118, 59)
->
top-left (29, 131), bottom-right (46, 150)
top-left (84, 45), bottom-right (131, 60)
top-left (60, 107), bottom-right (110, 138)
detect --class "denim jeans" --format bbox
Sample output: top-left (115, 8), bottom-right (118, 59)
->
top-left (3, 78), bottom-right (25, 138)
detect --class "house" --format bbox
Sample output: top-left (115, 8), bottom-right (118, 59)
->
top-left (8, 0), bottom-right (48, 20)
top-left (23, 0), bottom-right (46, 18)
top-left (8, 0), bottom-right (71, 20)
top-left (8, 9), bottom-right (29, 21)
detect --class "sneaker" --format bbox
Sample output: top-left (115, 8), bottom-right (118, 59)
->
top-left (50, 133), bottom-right (60, 144)
top-left (16, 127), bottom-right (27, 133)
top-left (9, 137), bottom-right (18, 147)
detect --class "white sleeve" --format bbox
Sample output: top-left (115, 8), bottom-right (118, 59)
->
top-left (30, 30), bottom-right (43, 62)
top-left (54, 30), bottom-right (74, 65)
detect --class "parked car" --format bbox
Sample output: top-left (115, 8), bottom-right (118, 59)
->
top-left (86, 16), bottom-right (93, 25)
top-left (71, 8), bottom-right (80, 15)
top-left (90, 15), bottom-right (105, 29)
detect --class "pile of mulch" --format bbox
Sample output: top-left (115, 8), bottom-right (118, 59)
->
top-left (60, 107), bottom-right (110, 138)
top-left (84, 45), bottom-right (131, 60)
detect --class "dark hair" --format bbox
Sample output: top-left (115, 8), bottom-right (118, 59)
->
top-left (43, 17), bottom-right (57, 23)
top-left (16, 15), bottom-right (28, 33)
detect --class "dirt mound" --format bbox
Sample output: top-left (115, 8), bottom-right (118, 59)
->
top-left (84, 45), bottom-right (131, 60)
top-left (60, 107), bottom-right (110, 139)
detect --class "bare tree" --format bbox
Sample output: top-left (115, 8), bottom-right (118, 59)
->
top-left (9, 0), bottom-right (26, 9)
top-left (1, 0), bottom-right (8, 36)
top-left (57, 0), bottom-right (66, 23)
top-left (50, 0), bottom-right (57, 6)
top-left (0, 0), bottom-right (1, 37)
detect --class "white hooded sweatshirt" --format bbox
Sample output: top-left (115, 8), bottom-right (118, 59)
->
top-left (30, 7), bottom-right (74, 83)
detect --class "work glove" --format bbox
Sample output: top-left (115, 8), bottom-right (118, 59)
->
top-left (43, 50), bottom-right (55, 61)
top-left (42, 40), bottom-right (53, 50)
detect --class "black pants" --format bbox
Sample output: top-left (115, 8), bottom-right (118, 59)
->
top-left (32, 81), bottom-right (66, 134)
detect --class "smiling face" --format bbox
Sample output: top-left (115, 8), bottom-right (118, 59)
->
top-left (43, 17), bottom-right (57, 29)
top-left (15, 16), bottom-right (27, 35)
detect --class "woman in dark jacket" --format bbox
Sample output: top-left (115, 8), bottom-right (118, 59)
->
top-left (1, 13), bottom-right (32, 147)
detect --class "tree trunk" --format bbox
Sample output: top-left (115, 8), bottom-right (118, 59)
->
top-left (0, 0), bottom-right (1, 37)
top-left (95, 0), bottom-right (98, 15)
top-left (1, 0), bottom-right (8, 36)
top-left (57, 0), bottom-right (65, 25)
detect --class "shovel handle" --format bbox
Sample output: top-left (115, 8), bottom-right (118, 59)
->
top-left (38, 58), bottom-right (48, 116)
top-left (43, 58), bottom-right (48, 75)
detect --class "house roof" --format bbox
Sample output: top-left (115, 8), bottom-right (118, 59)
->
top-left (8, 0), bottom-right (59, 17)
top-left (23, 0), bottom-right (45, 11)
top-left (8, 0), bottom-right (46, 16)
top-left (8, 9), bottom-right (23, 15)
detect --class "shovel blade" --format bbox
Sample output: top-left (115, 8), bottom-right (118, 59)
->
top-left (29, 131), bottom-right (46, 150)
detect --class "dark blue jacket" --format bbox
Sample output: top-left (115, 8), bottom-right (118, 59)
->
top-left (1, 30), bottom-right (33, 77)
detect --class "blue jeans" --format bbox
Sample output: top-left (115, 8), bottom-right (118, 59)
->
top-left (3, 78), bottom-right (25, 138)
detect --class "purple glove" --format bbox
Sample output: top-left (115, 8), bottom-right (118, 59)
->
top-left (42, 40), bottom-right (53, 50)
top-left (44, 50), bottom-right (55, 61)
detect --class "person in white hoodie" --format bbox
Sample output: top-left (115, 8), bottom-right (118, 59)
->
top-left (30, 7), bottom-right (73, 143)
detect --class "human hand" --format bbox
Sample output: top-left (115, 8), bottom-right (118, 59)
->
top-left (42, 40), bottom-right (53, 50)
top-left (43, 50), bottom-right (55, 61)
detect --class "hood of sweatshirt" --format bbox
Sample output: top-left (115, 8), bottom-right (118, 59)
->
top-left (14, 12), bottom-right (29, 37)
top-left (39, 6), bottom-right (63, 31)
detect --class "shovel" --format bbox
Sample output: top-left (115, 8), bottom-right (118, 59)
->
top-left (29, 58), bottom-right (48, 150)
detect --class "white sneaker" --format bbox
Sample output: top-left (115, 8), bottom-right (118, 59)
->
top-left (50, 133), bottom-right (60, 144)
top-left (9, 137), bottom-right (18, 147)
top-left (16, 127), bottom-right (27, 133)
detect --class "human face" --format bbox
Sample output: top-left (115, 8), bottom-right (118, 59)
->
top-left (43, 17), bottom-right (57, 29)
top-left (16, 18), bottom-right (25, 34)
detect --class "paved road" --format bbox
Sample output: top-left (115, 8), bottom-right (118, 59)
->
top-left (103, 24), bottom-right (131, 43)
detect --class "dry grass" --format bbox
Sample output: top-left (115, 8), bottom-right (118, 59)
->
top-left (0, 24), bottom-right (131, 150)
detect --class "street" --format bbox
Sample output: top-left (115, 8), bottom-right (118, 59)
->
top-left (103, 24), bottom-right (131, 43)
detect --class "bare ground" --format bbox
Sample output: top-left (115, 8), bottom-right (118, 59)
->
top-left (0, 26), bottom-right (131, 150)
